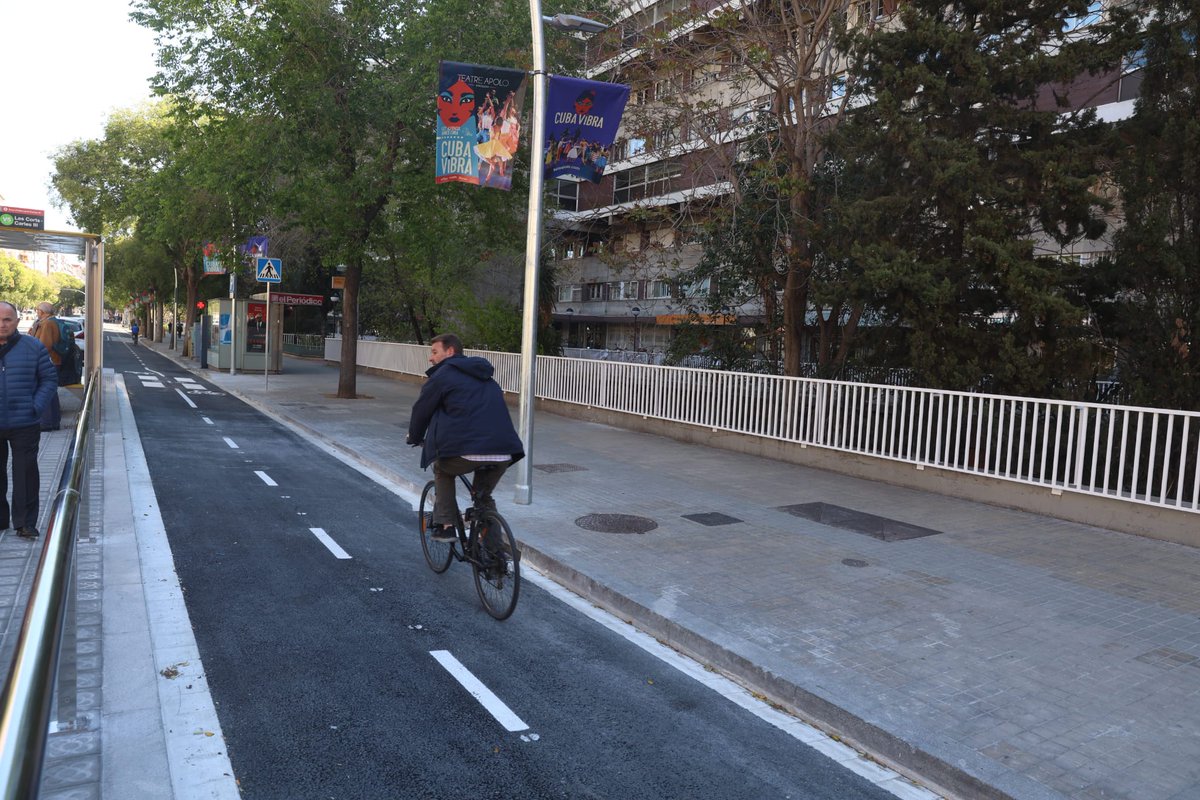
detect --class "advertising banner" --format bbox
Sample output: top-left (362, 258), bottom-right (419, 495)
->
top-left (246, 301), bottom-right (267, 353)
top-left (241, 235), bottom-right (268, 260)
top-left (436, 61), bottom-right (528, 191)
top-left (202, 241), bottom-right (225, 275)
top-left (544, 76), bottom-right (630, 184)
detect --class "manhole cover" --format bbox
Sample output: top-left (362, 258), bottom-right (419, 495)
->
top-left (682, 512), bottom-right (743, 527)
top-left (575, 514), bottom-right (658, 534)
top-left (535, 463), bottom-right (588, 473)
top-left (778, 502), bottom-right (942, 542)
top-left (842, 558), bottom-right (869, 568)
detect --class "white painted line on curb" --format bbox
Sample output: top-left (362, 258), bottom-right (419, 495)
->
top-left (175, 388), bottom-right (198, 408)
top-left (522, 570), bottom-right (941, 800)
top-left (430, 650), bottom-right (529, 732)
top-left (255, 471), bottom-right (277, 486)
top-left (309, 527), bottom-right (351, 559)
top-left (223, 437), bottom-right (239, 449)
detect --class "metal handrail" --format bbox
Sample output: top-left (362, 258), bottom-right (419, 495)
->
top-left (0, 374), bottom-right (99, 799)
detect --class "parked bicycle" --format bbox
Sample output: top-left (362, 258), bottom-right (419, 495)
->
top-left (419, 471), bottom-right (520, 620)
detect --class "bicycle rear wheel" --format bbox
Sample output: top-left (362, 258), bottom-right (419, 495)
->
top-left (419, 481), bottom-right (453, 573)
top-left (472, 512), bottom-right (520, 620)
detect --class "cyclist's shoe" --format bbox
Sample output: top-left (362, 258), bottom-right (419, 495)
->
top-left (429, 525), bottom-right (457, 543)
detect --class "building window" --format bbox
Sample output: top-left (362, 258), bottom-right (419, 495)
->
top-left (586, 283), bottom-right (605, 301)
top-left (558, 284), bottom-right (583, 302)
top-left (680, 276), bottom-right (712, 297)
top-left (607, 280), bottom-right (640, 300)
top-left (550, 179), bottom-right (579, 212)
top-left (646, 280), bottom-right (672, 299)
top-left (613, 160), bottom-right (684, 203)
top-left (1063, 0), bottom-right (1102, 32)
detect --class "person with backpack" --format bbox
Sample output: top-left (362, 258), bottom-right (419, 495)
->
top-left (130, 318), bottom-right (139, 345)
top-left (30, 302), bottom-right (65, 431)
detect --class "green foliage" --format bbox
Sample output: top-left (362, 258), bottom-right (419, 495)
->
top-left (1088, 0), bottom-right (1200, 410)
top-left (829, 0), bottom-right (1128, 396)
top-left (0, 255), bottom-right (58, 311)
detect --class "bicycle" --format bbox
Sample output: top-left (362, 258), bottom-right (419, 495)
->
top-left (418, 471), bottom-right (521, 620)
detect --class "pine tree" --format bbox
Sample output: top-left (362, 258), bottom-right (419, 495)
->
top-left (829, 0), bottom-right (1128, 395)
top-left (1091, 0), bottom-right (1200, 410)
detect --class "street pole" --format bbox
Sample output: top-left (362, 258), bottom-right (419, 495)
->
top-left (513, 11), bottom-right (606, 505)
top-left (229, 272), bottom-right (237, 375)
top-left (513, 0), bottom-right (550, 505)
top-left (171, 267), bottom-right (178, 350)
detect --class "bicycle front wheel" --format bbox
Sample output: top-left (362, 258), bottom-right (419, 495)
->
top-left (472, 512), bottom-right (520, 620)
top-left (419, 481), bottom-right (453, 574)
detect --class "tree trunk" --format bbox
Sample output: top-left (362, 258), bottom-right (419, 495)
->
top-left (336, 260), bottom-right (363, 398)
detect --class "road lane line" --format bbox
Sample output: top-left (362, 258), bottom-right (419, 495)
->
top-left (430, 650), bottom-right (529, 732)
top-left (202, 417), bottom-right (214, 425)
top-left (255, 471), bottom-right (277, 486)
top-left (309, 527), bottom-right (351, 559)
top-left (223, 437), bottom-right (239, 449)
top-left (175, 388), bottom-right (198, 408)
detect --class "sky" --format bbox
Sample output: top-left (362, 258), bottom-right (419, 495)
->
top-left (0, 0), bottom-right (159, 232)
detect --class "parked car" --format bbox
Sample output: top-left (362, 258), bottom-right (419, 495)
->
top-left (60, 316), bottom-right (86, 342)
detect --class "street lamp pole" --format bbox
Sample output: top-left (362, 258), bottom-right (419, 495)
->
top-left (514, 9), bottom-right (605, 504)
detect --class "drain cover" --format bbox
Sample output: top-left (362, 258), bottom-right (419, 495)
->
top-left (575, 514), bottom-right (658, 534)
top-left (682, 512), bottom-right (742, 527)
top-left (535, 463), bottom-right (588, 473)
top-left (777, 502), bottom-right (942, 542)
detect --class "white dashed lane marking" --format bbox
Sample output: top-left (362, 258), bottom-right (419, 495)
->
top-left (309, 528), bottom-right (350, 559)
top-left (223, 437), bottom-right (239, 449)
top-left (255, 471), bottom-right (277, 487)
top-left (430, 650), bottom-right (530, 733)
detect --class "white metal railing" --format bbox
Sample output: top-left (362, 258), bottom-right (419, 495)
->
top-left (332, 339), bottom-right (1200, 514)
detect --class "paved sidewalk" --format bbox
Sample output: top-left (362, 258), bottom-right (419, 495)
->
top-left (136, 339), bottom-right (1200, 799)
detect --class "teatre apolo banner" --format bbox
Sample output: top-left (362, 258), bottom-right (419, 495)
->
top-left (436, 61), bottom-right (528, 191)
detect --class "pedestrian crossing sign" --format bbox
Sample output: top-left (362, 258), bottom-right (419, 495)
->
top-left (256, 257), bottom-right (283, 283)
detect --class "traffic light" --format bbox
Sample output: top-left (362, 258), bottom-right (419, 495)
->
top-left (196, 300), bottom-right (206, 312)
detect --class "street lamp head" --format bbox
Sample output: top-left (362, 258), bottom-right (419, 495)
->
top-left (543, 13), bottom-right (608, 33)
top-left (631, 306), bottom-right (640, 318)
top-left (565, 307), bottom-right (575, 315)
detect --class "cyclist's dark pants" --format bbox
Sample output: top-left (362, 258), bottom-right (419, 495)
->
top-left (431, 456), bottom-right (512, 527)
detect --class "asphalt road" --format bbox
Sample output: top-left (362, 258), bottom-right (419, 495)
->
top-left (108, 334), bottom-right (906, 800)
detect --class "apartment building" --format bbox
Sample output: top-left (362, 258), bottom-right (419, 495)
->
top-left (546, 0), bottom-right (1143, 361)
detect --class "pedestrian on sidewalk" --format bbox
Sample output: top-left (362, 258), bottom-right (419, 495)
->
top-left (0, 301), bottom-right (59, 539)
top-left (30, 302), bottom-right (63, 431)
top-left (406, 333), bottom-right (524, 542)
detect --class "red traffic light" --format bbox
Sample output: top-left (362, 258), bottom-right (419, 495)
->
top-left (196, 301), bottom-right (206, 311)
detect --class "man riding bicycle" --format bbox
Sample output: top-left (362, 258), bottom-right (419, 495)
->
top-left (406, 333), bottom-right (524, 542)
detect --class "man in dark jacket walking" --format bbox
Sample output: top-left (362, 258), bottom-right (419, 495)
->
top-left (406, 333), bottom-right (524, 541)
top-left (0, 301), bottom-right (59, 539)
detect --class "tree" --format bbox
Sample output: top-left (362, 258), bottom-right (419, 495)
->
top-left (613, 0), bottom-right (878, 375)
top-left (0, 255), bottom-right (58, 311)
top-left (1090, 0), bottom-right (1200, 410)
top-left (134, 0), bottom-right (541, 397)
top-left (828, 0), bottom-right (1129, 395)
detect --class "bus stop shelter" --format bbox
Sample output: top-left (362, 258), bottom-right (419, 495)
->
top-left (0, 223), bottom-right (105, 386)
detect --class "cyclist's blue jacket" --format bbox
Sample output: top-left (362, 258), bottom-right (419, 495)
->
top-left (0, 333), bottom-right (58, 428)
top-left (407, 354), bottom-right (525, 470)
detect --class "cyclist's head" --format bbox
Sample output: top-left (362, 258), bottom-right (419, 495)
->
top-left (429, 333), bottom-right (462, 366)
top-left (431, 333), bottom-right (462, 355)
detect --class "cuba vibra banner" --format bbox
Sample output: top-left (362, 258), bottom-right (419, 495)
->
top-left (436, 61), bottom-right (528, 190)
top-left (544, 75), bottom-right (630, 184)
